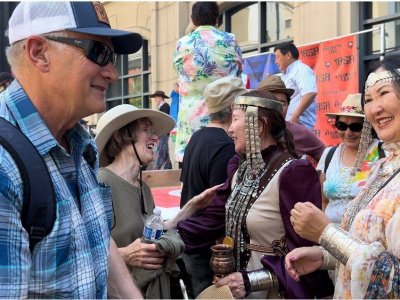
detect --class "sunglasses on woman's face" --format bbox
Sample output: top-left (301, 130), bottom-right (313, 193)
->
top-left (335, 121), bottom-right (363, 132)
top-left (45, 36), bottom-right (117, 67)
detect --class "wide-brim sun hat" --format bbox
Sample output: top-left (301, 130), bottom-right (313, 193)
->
top-left (8, 1), bottom-right (142, 54)
top-left (196, 284), bottom-right (234, 299)
top-left (325, 93), bottom-right (364, 119)
top-left (95, 104), bottom-right (175, 167)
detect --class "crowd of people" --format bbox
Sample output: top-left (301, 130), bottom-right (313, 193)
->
top-left (1, 1), bottom-right (399, 299)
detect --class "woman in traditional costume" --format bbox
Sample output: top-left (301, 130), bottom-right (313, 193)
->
top-left (285, 56), bottom-right (400, 299)
top-left (177, 90), bottom-right (333, 298)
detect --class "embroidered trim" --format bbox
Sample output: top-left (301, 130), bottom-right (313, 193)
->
top-left (246, 235), bottom-right (288, 257)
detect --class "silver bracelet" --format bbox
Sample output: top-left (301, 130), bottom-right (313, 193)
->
top-left (319, 223), bottom-right (365, 266)
top-left (248, 269), bottom-right (278, 293)
top-left (315, 246), bottom-right (336, 270)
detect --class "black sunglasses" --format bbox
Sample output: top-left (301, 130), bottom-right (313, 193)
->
top-left (45, 36), bottom-right (117, 67)
top-left (335, 121), bottom-right (363, 132)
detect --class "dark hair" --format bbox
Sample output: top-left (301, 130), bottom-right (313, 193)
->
top-left (209, 107), bottom-right (231, 123)
top-left (191, 2), bottom-right (219, 26)
top-left (240, 90), bottom-right (298, 158)
top-left (104, 118), bottom-right (151, 164)
top-left (274, 42), bottom-right (299, 60)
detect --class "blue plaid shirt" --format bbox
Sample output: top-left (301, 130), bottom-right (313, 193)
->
top-left (0, 81), bottom-right (112, 298)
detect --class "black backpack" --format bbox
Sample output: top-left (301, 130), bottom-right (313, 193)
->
top-left (0, 117), bottom-right (55, 251)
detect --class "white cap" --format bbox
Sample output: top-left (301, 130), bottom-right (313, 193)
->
top-left (153, 207), bottom-right (161, 216)
top-left (8, 1), bottom-right (142, 54)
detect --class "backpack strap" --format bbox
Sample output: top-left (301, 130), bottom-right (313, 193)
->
top-left (0, 117), bottom-right (55, 251)
top-left (324, 146), bottom-right (337, 174)
top-left (378, 141), bottom-right (385, 159)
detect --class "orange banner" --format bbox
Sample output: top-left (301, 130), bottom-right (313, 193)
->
top-left (298, 35), bottom-right (359, 146)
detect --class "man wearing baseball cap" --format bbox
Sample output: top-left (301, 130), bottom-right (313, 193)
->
top-left (1, 2), bottom-right (142, 298)
top-left (257, 75), bottom-right (325, 161)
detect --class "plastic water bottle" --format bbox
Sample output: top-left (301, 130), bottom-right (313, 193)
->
top-left (142, 207), bottom-right (163, 243)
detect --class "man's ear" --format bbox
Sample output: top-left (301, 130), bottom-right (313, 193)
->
top-left (25, 36), bottom-right (50, 72)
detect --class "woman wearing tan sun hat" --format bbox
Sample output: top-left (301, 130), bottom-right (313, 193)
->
top-left (316, 93), bottom-right (384, 226)
top-left (95, 104), bottom-right (221, 298)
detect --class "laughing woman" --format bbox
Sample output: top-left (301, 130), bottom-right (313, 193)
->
top-left (95, 104), bottom-right (220, 298)
top-left (285, 56), bottom-right (400, 298)
top-left (177, 91), bottom-right (333, 298)
top-left (317, 93), bottom-right (383, 225)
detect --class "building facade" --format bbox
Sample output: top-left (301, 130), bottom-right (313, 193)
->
top-left (101, 1), bottom-right (399, 119)
top-left (0, 2), bottom-right (399, 129)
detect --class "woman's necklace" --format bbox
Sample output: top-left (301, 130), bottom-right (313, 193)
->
top-left (225, 158), bottom-right (268, 270)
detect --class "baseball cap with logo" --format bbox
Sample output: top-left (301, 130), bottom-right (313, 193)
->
top-left (8, 1), bottom-right (142, 55)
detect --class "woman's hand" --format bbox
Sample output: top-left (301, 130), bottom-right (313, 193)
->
top-left (285, 246), bottom-right (323, 281)
top-left (164, 183), bottom-right (224, 230)
top-left (215, 272), bottom-right (246, 299)
top-left (191, 183), bottom-right (224, 210)
top-left (118, 238), bottom-right (165, 269)
top-left (290, 202), bottom-right (330, 243)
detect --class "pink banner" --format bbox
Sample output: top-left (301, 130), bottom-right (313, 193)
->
top-left (298, 35), bottom-right (359, 146)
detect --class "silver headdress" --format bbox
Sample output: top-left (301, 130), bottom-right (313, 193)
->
top-left (226, 96), bottom-right (283, 270)
top-left (233, 96), bottom-right (283, 172)
top-left (365, 68), bottom-right (400, 93)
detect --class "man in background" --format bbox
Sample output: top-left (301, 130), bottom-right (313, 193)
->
top-left (150, 90), bottom-right (172, 169)
top-left (0, 1), bottom-right (142, 298)
top-left (274, 42), bottom-right (317, 129)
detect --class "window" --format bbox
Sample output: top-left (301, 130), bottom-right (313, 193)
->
top-left (359, 2), bottom-right (400, 89)
top-left (106, 39), bottom-right (151, 109)
top-left (367, 20), bottom-right (400, 54)
top-left (371, 2), bottom-right (400, 18)
top-left (220, 2), bottom-right (294, 55)
top-left (231, 3), bottom-right (259, 49)
top-left (265, 2), bottom-right (293, 43)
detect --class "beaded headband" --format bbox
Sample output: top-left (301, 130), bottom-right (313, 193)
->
top-left (234, 96), bottom-right (283, 112)
top-left (365, 68), bottom-right (400, 93)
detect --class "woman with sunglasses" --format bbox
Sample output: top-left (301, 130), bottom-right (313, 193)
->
top-left (285, 55), bottom-right (400, 298)
top-left (316, 93), bottom-right (382, 226)
top-left (94, 104), bottom-right (220, 298)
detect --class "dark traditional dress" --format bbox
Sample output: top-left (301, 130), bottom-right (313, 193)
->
top-left (177, 145), bottom-right (333, 298)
